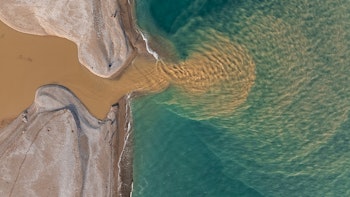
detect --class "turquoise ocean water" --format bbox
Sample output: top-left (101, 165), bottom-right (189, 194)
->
top-left (132, 0), bottom-right (350, 196)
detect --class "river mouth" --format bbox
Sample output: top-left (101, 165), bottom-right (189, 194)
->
top-left (0, 20), bottom-right (168, 121)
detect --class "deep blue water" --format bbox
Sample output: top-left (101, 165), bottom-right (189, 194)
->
top-left (132, 0), bottom-right (350, 196)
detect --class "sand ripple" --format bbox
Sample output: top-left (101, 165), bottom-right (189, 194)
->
top-left (157, 32), bottom-right (256, 119)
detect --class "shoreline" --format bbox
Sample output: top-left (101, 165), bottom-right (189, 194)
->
top-left (0, 0), bottom-right (155, 195)
top-left (115, 94), bottom-right (134, 196)
top-left (110, 0), bottom-right (159, 78)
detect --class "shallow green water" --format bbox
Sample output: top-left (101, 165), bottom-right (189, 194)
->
top-left (133, 0), bottom-right (350, 196)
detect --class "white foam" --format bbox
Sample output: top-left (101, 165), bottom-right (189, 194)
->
top-left (140, 31), bottom-right (159, 60)
top-left (130, 182), bottom-right (133, 197)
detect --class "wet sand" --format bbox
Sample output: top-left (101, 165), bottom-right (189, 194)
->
top-left (0, 20), bottom-right (168, 122)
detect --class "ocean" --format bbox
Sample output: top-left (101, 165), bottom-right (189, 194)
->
top-left (132, 0), bottom-right (350, 196)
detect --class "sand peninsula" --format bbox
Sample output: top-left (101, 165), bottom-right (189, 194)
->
top-left (0, 0), bottom-right (152, 196)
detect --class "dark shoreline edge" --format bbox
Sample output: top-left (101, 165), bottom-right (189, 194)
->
top-left (111, 0), bottom-right (152, 79)
top-left (114, 94), bottom-right (134, 197)
top-left (113, 1), bottom-right (151, 196)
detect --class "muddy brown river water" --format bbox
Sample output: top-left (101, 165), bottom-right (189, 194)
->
top-left (0, 21), bottom-right (168, 121)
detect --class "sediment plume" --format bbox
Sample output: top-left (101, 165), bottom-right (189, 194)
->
top-left (0, 0), bottom-right (255, 121)
top-left (0, 85), bottom-right (133, 197)
top-left (157, 32), bottom-right (256, 119)
top-left (0, 1), bottom-right (256, 196)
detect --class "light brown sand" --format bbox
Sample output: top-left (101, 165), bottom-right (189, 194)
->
top-left (0, 20), bottom-right (168, 121)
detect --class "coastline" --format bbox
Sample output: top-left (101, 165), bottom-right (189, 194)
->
top-left (0, 0), bottom-right (155, 195)
top-left (110, 0), bottom-right (159, 78)
top-left (115, 94), bottom-right (134, 196)
top-left (118, 0), bottom-right (150, 55)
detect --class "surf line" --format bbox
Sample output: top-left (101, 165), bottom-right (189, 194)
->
top-left (139, 31), bottom-right (159, 60)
